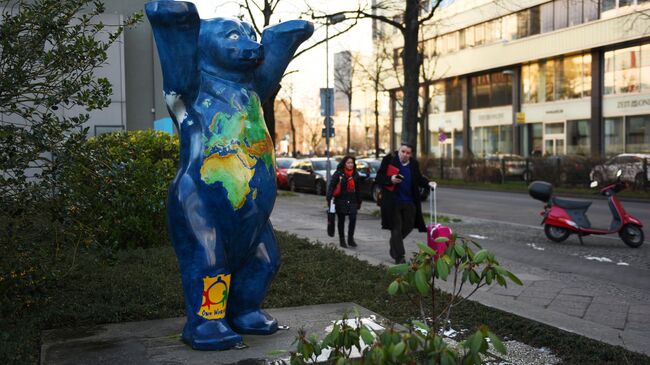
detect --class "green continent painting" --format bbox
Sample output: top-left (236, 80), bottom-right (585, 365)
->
top-left (200, 94), bottom-right (274, 209)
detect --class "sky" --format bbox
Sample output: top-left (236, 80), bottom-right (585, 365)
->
top-left (186, 0), bottom-right (374, 110)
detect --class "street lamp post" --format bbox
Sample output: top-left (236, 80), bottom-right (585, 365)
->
top-left (325, 13), bottom-right (346, 184)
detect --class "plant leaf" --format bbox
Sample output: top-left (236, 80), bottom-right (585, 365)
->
top-left (360, 327), bottom-right (375, 345)
top-left (434, 236), bottom-right (449, 243)
top-left (473, 249), bottom-right (488, 264)
top-left (388, 280), bottom-right (399, 295)
top-left (418, 243), bottom-right (436, 256)
top-left (388, 263), bottom-right (410, 274)
top-left (415, 269), bottom-right (429, 295)
top-left (506, 271), bottom-right (523, 286)
top-left (436, 257), bottom-right (449, 280)
top-left (488, 331), bottom-right (507, 354)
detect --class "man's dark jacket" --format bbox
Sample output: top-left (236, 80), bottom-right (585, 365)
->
top-left (376, 151), bottom-right (429, 231)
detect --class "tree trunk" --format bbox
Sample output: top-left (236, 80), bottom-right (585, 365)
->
top-left (374, 79), bottom-right (380, 158)
top-left (262, 85), bottom-right (281, 147)
top-left (401, 0), bottom-right (421, 156)
top-left (289, 99), bottom-right (296, 157)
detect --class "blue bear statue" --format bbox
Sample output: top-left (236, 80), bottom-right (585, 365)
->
top-left (145, 1), bottom-right (313, 351)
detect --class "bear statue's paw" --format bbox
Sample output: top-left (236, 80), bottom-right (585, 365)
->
top-left (228, 309), bottom-right (279, 335)
top-left (182, 319), bottom-right (243, 351)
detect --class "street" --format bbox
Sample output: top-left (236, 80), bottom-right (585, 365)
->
top-left (271, 188), bottom-right (650, 355)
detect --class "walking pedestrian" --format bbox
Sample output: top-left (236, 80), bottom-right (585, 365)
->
top-left (377, 143), bottom-right (437, 264)
top-left (326, 156), bottom-right (361, 248)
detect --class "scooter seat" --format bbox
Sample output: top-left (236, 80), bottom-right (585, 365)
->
top-left (552, 197), bottom-right (592, 210)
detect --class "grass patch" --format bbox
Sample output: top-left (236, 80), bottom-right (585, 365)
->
top-left (2, 233), bottom-right (648, 364)
top-left (439, 179), bottom-right (650, 200)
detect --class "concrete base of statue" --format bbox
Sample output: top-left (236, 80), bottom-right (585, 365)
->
top-left (40, 303), bottom-right (390, 365)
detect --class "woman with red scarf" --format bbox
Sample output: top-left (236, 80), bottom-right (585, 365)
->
top-left (326, 155), bottom-right (362, 248)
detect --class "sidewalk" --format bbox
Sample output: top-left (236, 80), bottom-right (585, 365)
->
top-left (271, 192), bottom-right (650, 356)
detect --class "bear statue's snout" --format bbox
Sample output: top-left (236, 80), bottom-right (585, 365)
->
top-left (240, 43), bottom-right (264, 63)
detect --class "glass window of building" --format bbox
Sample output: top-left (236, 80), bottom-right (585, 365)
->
top-left (604, 117), bottom-right (625, 156)
top-left (554, 0), bottom-right (569, 30)
top-left (445, 78), bottom-right (463, 112)
top-left (619, 0), bottom-right (633, 6)
top-left (568, 0), bottom-right (583, 26)
top-left (447, 32), bottom-right (459, 53)
top-left (604, 50), bottom-right (615, 94)
top-left (491, 72), bottom-right (513, 106)
top-left (471, 74), bottom-right (491, 108)
top-left (541, 2), bottom-right (555, 33)
top-left (526, 123), bottom-right (544, 156)
top-left (502, 13), bottom-right (517, 40)
top-left (641, 44), bottom-right (650, 92)
top-left (584, 0), bottom-right (599, 21)
top-left (626, 115), bottom-right (650, 152)
top-left (517, 9), bottom-right (531, 38)
top-left (529, 6), bottom-right (541, 35)
top-left (563, 54), bottom-right (584, 99)
top-left (474, 22), bottom-right (485, 46)
top-left (614, 47), bottom-right (640, 93)
top-left (458, 29), bottom-right (466, 49)
top-left (583, 53), bottom-right (593, 97)
top-left (566, 119), bottom-right (591, 155)
top-left (465, 25), bottom-right (475, 47)
top-left (522, 63), bottom-right (540, 103)
top-left (544, 60), bottom-right (556, 102)
top-left (601, 0), bottom-right (616, 12)
top-left (545, 122), bottom-right (565, 134)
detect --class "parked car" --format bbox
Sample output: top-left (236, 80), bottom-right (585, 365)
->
top-left (466, 154), bottom-right (531, 182)
top-left (590, 153), bottom-right (650, 188)
top-left (533, 155), bottom-right (590, 185)
top-left (286, 157), bottom-right (339, 195)
top-left (356, 158), bottom-right (430, 202)
top-left (275, 157), bottom-right (296, 189)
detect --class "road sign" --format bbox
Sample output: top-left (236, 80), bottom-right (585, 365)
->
top-left (320, 88), bottom-right (334, 116)
top-left (516, 112), bottom-right (526, 124)
top-left (438, 132), bottom-right (447, 143)
top-left (322, 127), bottom-right (335, 138)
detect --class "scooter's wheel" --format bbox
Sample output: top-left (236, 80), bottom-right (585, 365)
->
top-left (620, 224), bottom-right (644, 248)
top-left (544, 224), bottom-right (570, 242)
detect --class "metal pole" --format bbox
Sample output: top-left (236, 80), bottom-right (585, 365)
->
top-left (325, 20), bottom-right (331, 184)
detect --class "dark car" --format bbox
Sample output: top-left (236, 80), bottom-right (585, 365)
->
top-left (275, 157), bottom-right (296, 189)
top-left (537, 155), bottom-right (590, 185)
top-left (590, 153), bottom-right (650, 188)
top-left (356, 158), bottom-right (430, 202)
top-left (286, 157), bottom-right (338, 195)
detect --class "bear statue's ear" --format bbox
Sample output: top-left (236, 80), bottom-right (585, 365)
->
top-left (146, 1), bottom-right (201, 101)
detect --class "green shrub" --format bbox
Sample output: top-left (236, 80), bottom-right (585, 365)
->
top-left (61, 130), bottom-right (179, 251)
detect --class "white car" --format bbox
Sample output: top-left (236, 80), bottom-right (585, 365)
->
top-left (590, 153), bottom-right (650, 188)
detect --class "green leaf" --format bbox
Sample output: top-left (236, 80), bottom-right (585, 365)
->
top-left (454, 244), bottom-right (466, 257)
top-left (415, 269), bottom-right (429, 295)
top-left (506, 271), bottom-right (523, 286)
top-left (411, 320), bottom-right (430, 332)
top-left (440, 352), bottom-right (453, 365)
top-left (417, 243), bottom-right (436, 256)
top-left (493, 265), bottom-right (507, 275)
top-left (434, 236), bottom-right (450, 243)
top-left (496, 274), bottom-right (507, 287)
top-left (488, 331), bottom-right (507, 354)
top-left (436, 257), bottom-right (449, 280)
top-left (388, 263), bottom-right (410, 274)
top-left (473, 249), bottom-right (488, 264)
top-left (388, 280), bottom-right (399, 295)
top-left (393, 341), bottom-right (405, 356)
top-left (469, 332), bottom-right (484, 354)
top-left (360, 327), bottom-right (374, 345)
top-left (486, 270), bottom-right (493, 285)
top-left (266, 349), bottom-right (287, 356)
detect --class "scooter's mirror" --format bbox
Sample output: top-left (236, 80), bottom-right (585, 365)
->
top-left (590, 181), bottom-right (599, 188)
top-left (616, 169), bottom-right (622, 178)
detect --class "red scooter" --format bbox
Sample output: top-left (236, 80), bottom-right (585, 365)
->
top-left (529, 170), bottom-right (644, 247)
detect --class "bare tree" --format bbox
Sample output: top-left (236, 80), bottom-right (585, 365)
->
top-left (279, 82), bottom-right (297, 157)
top-left (310, 0), bottom-right (444, 156)
top-left (239, 0), bottom-right (359, 145)
top-left (333, 50), bottom-right (357, 154)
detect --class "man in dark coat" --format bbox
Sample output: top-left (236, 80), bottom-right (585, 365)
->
top-left (377, 143), bottom-right (435, 264)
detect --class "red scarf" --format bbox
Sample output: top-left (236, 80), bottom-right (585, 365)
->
top-left (344, 168), bottom-right (355, 191)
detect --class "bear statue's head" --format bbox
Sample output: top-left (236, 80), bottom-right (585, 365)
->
top-left (198, 17), bottom-right (263, 79)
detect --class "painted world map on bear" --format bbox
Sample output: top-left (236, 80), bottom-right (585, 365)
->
top-left (200, 94), bottom-right (274, 210)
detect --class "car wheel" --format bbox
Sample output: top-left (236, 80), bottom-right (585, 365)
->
top-left (544, 224), bottom-right (570, 242)
top-left (289, 179), bottom-right (297, 192)
top-left (634, 173), bottom-right (645, 189)
top-left (372, 184), bottom-right (381, 202)
top-left (620, 224), bottom-right (644, 248)
top-left (315, 181), bottom-right (325, 196)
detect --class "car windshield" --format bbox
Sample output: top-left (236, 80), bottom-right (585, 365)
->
top-left (368, 161), bottom-right (381, 172)
top-left (312, 160), bottom-right (334, 171)
top-left (276, 159), bottom-right (294, 169)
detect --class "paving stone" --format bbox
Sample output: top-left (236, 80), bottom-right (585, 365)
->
top-left (559, 288), bottom-right (596, 297)
top-left (530, 280), bottom-right (566, 290)
top-left (587, 302), bottom-right (630, 314)
top-left (488, 285), bottom-right (526, 297)
top-left (553, 294), bottom-right (593, 304)
top-left (584, 306), bottom-right (628, 330)
top-left (591, 295), bottom-right (632, 306)
top-left (549, 305), bottom-right (587, 318)
top-left (518, 288), bottom-right (561, 300)
top-left (517, 295), bottom-right (553, 307)
top-left (629, 304), bottom-right (650, 315)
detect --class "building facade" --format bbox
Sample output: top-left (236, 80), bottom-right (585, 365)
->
top-left (385, 0), bottom-right (650, 158)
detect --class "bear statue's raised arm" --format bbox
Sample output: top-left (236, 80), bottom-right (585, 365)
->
top-left (145, 0), bottom-right (200, 129)
top-left (254, 20), bottom-right (314, 102)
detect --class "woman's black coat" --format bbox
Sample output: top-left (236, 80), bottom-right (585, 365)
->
top-left (376, 152), bottom-right (429, 231)
top-left (326, 169), bottom-right (361, 215)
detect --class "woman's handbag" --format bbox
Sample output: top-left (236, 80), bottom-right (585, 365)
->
top-left (332, 178), bottom-right (343, 198)
top-left (327, 202), bottom-right (336, 237)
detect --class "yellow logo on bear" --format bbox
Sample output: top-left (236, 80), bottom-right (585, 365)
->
top-left (198, 274), bottom-right (230, 320)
